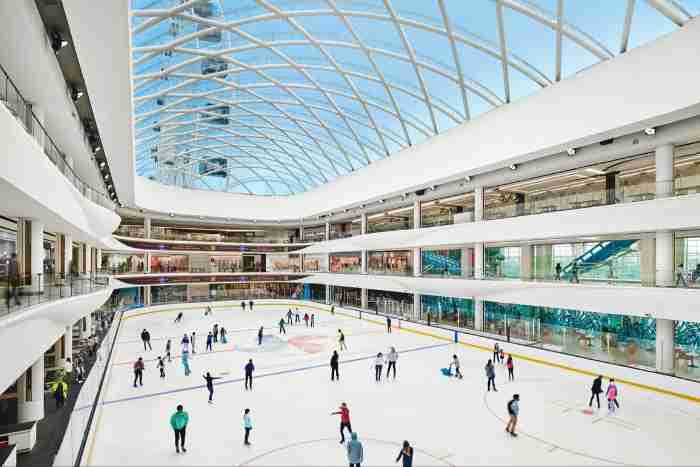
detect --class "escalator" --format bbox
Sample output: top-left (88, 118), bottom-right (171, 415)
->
top-left (561, 240), bottom-right (636, 278)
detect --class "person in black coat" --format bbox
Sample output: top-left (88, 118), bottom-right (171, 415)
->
top-left (589, 375), bottom-right (604, 409)
top-left (330, 350), bottom-right (340, 381)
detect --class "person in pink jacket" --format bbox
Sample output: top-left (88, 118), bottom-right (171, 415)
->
top-left (606, 379), bottom-right (618, 413)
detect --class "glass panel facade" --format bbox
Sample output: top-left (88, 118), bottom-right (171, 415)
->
top-left (366, 207), bottom-right (414, 234)
top-left (329, 253), bottom-right (362, 273)
top-left (100, 253), bottom-right (146, 274)
top-left (303, 254), bottom-right (328, 272)
top-left (367, 250), bottom-right (412, 276)
top-left (368, 290), bottom-right (414, 319)
top-left (420, 194), bottom-right (475, 228)
top-left (329, 285), bottom-right (361, 308)
top-left (421, 249), bottom-right (466, 277)
top-left (421, 295), bottom-right (474, 329)
top-left (485, 247), bottom-right (521, 278)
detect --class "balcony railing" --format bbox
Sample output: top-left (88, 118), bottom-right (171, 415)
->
top-left (0, 63), bottom-right (115, 211)
top-left (2, 273), bottom-right (110, 316)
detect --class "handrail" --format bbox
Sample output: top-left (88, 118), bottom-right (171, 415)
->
top-left (0, 62), bottom-right (115, 211)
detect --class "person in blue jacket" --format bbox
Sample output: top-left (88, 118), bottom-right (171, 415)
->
top-left (346, 432), bottom-right (364, 467)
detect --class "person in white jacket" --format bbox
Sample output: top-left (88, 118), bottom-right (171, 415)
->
top-left (386, 347), bottom-right (398, 379)
top-left (374, 352), bottom-right (384, 382)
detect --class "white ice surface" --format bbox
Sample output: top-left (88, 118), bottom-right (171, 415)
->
top-left (87, 303), bottom-right (700, 466)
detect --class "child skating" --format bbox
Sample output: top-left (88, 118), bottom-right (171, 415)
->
top-left (243, 408), bottom-right (253, 445)
top-left (606, 379), bottom-right (619, 414)
top-left (447, 354), bottom-right (463, 379)
top-left (374, 352), bottom-right (384, 382)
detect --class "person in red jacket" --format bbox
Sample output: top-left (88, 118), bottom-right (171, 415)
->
top-left (133, 357), bottom-right (145, 387)
top-left (331, 402), bottom-right (353, 443)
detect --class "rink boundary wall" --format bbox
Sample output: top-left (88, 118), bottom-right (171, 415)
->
top-left (119, 300), bottom-right (700, 403)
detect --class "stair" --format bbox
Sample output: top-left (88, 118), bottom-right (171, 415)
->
top-left (561, 240), bottom-right (637, 277)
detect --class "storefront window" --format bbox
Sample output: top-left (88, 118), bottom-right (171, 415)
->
top-left (368, 290), bottom-right (414, 318)
top-left (0, 230), bottom-right (17, 277)
top-left (421, 295), bottom-right (474, 328)
top-left (151, 255), bottom-right (189, 273)
top-left (101, 253), bottom-right (146, 274)
top-left (152, 285), bottom-right (188, 304)
top-left (330, 253), bottom-right (362, 273)
top-left (266, 254), bottom-right (301, 272)
top-left (330, 285), bottom-right (361, 307)
top-left (421, 249), bottom-right (465, 277)
top-left (420, 194), bottom-right (474, 228)
top-left (366, 207), bottom-right (414, 234)
top-left (367, 250), bottom-right (412, 275)
top-left (303, 254), bottom-right (328, 272)
top-left (485, 247), bottom-right (521, 278)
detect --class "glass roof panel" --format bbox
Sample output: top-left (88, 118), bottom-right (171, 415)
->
top-left (130, 0), bottom-right (696, 195)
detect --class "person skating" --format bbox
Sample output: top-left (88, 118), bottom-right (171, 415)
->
top-left (170, 405), bottom-right (189, 453)
top-left (244, 359), bottom-right (255, 391)
top-left (181, 349), bottom-right (191, 376)
top-left (206, 332), bottom-right (214, 352)
top-left (204, 306), bottom-right (212, 317)
top-left (174, 311), bottom-right (183, 323)
top-left (133, 357), bottom-right (145, 387)
top-left (213, 324), bottom-right (219, 343)
top-left (330, 350), bottom-right (340, 381)
top-left (506, 394), bottom-right (520, 437)
top-left (220, 327), bottom-right (227, 344)
top-left (338, 329), bottom-right (347, 351)
top-left (181, 333), bottom-right (190, 352)
top-left (203, 372), bottom-right (222, 403)
top-left (241, 301), bottom-right (246, 311)
top-left (157, 356), bottom-right (166, 378)
top-left (346, 432), bottom-right (364, 467)
top-left (395, 440), bottom-right (414, 467)
top-left (499, 348), bottom-right (505, 365)
top-left (249, 300), bottom-right (254, 311)
top-left (374, 352), bottom-right (384, 382)
top-left (295, 310), bottom-right (301, 324)
top-left (287, 309), bottom-right (293, 325)
top-left (243, 408), bottom-right (253, 445)
top-left (257, 326), bottom-right (263, 346)
top-left (331, 305), bottom-right (335, 315)
top-left (386, 347), bottom-right (398, 379)
top-left (141, 329), bottom-right (152, 351)
top-left (311, 313), bottom-right (315, 328)
top-left (606, 379), bottom-right (619, 413)
top-left (493, 343), bottom-right (500, 363)
top-left (506, 354), bottom-right (514, 381)
top-left (450, 354), bottom-right (463, 379)
top-left (165, 339), bottom-right (172, 362)
top-left (191, 331), bottom-right (197, 354)
top-left (485, 359), bottom-right (497, 392)
top-left (279, 318), bottom-right (286, 334)
top-left (304, 313), bottom-right (310, 327)
top-left (331, 402), bottom-right (352, 443)
top-left (589, 375), bottom-right (603, 409)
top-left (386, 316), bottom-right (392, 333)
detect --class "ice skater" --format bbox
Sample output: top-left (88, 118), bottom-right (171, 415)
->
top-left (206, 332), bottom-right (214, 352)
top-left (244, 359), bottom-right (255, 391)
top-left (157, 356), bottom-right (166, 378)
top-left (241, 301), bottom-right (246, 311)
top-left (506, 354), bottom-right (514, 381)
top-left (249, 300), bottom-right (254, 311)
top-left (279, 318), bottom-right (286, 334)
top-left (220, 327), bottom-right (227, 344)
top-left (257, 326), bottom-right (263, 345)
top-left (311, 314), bottom-right (315, 328)
top-left (295, 310), bottom-right (301, 324)
top-left (386, 316), bottom-right (392, 333)
top-left (493, 343), bottom-right (500, 363)
top-left (243, 408), bottom-right (253, 445)
top-left (213, 324), bottom-right (219, 342)
top-left (170, 404), bottom-right (189, 453)
top-left (506, 394), bottom-right (520, 437)
top-left (338, 329), bottom-right (347, 351)
top-left (191, 331), bottom-right (197, 354)
top-left (450, 354), bottom-right (463, 379)
top-left (181, 349), bottom-right (191, 376)
top-left (304, 313), bottom-right (310, 327)
top-left (485, 359), bottom-right (497, 392)
top-left (331, 402), bottom-right (352, 443)
top-left (499, 347), bottom-right (505, 365)
top-left (133, 357), bottom-right (145, 387)
top-left (181, 333), bottom-right (190, 352)
top-left (606, 379), bottom-right (619, 413)
top-left (141, 329), bottom-right (152, 351)
top-left (374, 352), bottom-right (384, 382)
top-left (204, 306), bottom-right (212, 317)
top-left (386, 347), bottom-right (398, 379)
top-left (346, 432), bottom-right (363, 467)
top-left (330, 350), bottom-right (340, 381)
top-left (165, 339), bottom-right (172, 362)
top-left (174, 311), bottom-right (183, 323)
top-left (287, 309), bottom-right (293, 325)
top-left (203, 372), bottom-right (222, 403)
top-left (331, 305), bottom-right (335, 315)
top-left (395, 440), bottom-right (414, 467)
top-left (589, 375), bottom-right (603, 409)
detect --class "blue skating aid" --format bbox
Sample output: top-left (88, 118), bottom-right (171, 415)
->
top-left (441, 368), bottom-right (453, 377)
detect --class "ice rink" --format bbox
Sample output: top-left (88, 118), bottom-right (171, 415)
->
top-left (86, 302), bottom-right (700, 466)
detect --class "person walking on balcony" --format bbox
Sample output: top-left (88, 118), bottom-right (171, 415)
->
top-left (6, 253), bottom-right (21, 307)
top-left (554, 262), bottom-right (562, 281)
top-left (570, 262), bottom-right (580, 284)
top-left (676, 263), bottom-right (689, 288)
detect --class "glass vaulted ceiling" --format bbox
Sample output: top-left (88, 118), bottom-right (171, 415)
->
top-left (131, 0), bottom-right (698, 195)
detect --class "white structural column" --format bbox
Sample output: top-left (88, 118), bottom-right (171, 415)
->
top-left (360, 213), bottom-right (367, 235)
top-left (474, 299), bottom-right (484, 332)
top-left (63, 325), bottom-right (73, 364)
top-left (30, 220), bottom-right (44, 292)
top-left (80, 313), bottom-right (92, 339)
top-left (145, 252), bottom-right (151, 273)
top-left (96, 248), bottom-right (102, 272)
top-left (64, 234), bottom-right (73, 276)
top-left (17, 357), bottom-right (44, 423)
top-left (655, 144), bottom-right (675, 286)
top-left (144, 217), bottom-right (152, 239)
top-left (144, 285), bottom-right (152, 306)
top-left (474, 186), bottom-right (485, 279)
top-left (654, 144), bottom-right (676, 373)
top-left (325, 284), bottom-right (331, 304)
top-left (656, 318), bottom-right (676, 373)
top-left (361, 288), bottom-right (368, 309)
top-left (413, 293), bottom-right (421, 321)
top-left (520, 244), bottom-right (534, 280)
top-left (412, 200), bottom-right (421, 277)
top-left (325, 222), bottom-right (331, 241)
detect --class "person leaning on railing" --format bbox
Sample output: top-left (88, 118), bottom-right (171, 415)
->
top-left (5, 253), bottom-right (21, 307)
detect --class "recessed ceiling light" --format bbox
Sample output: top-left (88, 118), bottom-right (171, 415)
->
top-left (99, 161), bottom-right (105, 168)
top-left (464, 176), bottom-right (471, 182)
top-left (379, 199), bottom-right (385, 203)
top-left (429, 185), bottom-right (436, 191)
top-left (169, 213), bottom-right (175, 217)
top-left (644, 127), bottom-right (656, 136)
top-left (509, 164), bottom-right (518, 171)
top-left (104, 174), bottom-right (110, 180)
top-left (567, 148), bottom-right (576, 156)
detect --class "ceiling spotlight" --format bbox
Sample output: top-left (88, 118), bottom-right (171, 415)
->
top-left (169, 213), bottom-right (175, 217)
top-left (644, 127), bottom-right (656, 136)
top-left (464, 176), bottom-right (472, 182)
top-left (106, 184), bottom-right (112, 190)
top-left (99, 161), bottom-right (105, 169)
top-left (104, 174), bottom-right (110, 180)
top-left (50, 31), bottom-right (68, 52)
top-left (566, 148), bottom-right (576, 156)
top-left (509, 164), bottom-right (518, 171)
top-left (70, 88), bottom-right (84, 102)
top-left (429, 185), bottom-right (436, 191)
top-left (93, 146), bottom-right (102, 154)
top-left (199, 216), bottom-right (204, 220)
top-left (379, 199), bottom-right (385, 204)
